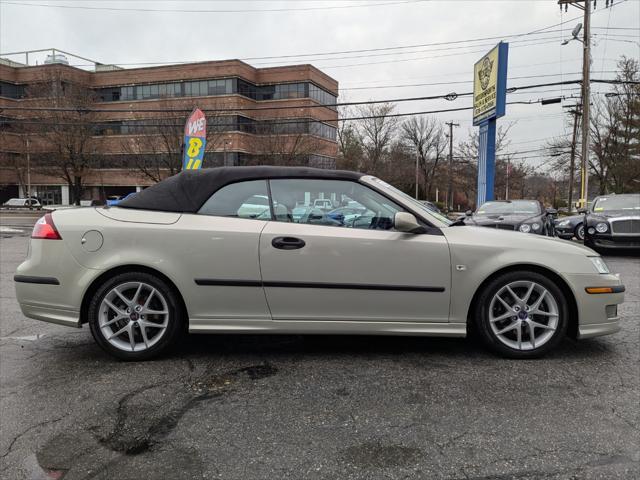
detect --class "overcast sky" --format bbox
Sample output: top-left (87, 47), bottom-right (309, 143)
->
top-left (1, 0), bottom-right (638, 170)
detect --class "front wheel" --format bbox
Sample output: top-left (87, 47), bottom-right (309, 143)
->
top-left (575, 224), bottom-right (585, 241)
top-left (474, 271), bottom-right (568, 359)
top-left (88, 272), bottom-right (184, 361)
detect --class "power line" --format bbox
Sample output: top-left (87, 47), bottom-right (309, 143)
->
top-left (0, 0), bottom-right (428, 13)
top-left (2, 78), bottom-right (635, 115)
top-left (1, 96), bottom-right (577, 128)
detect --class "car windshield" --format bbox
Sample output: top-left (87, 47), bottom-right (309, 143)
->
top-left (368, 178), bottom-right (452, 225)
top-left (592, 196), bottom-right (640, 212)
top-left (477, 201), bottom-right (540, 215)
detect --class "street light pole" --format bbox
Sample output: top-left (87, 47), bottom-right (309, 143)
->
top-left (26, 137), bottom-right (32, 210)
top-left (415, 149), bottom-right (419, 199)
top-left (445, 121), bottom-right (459, 211)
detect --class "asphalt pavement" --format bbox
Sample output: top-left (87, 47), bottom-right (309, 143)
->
top-left (1, 216), bottom-right (638, 479)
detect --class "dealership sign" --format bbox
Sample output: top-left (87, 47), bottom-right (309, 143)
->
top-left (473, 42), bottom-right (509, 206)
top-left (473, 42), bottom-right (508, 126)
top-left (183, 108), bottom-right (207, 170)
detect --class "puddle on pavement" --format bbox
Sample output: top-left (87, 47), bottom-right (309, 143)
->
top-left (1, 334), bottom-right (47, 341)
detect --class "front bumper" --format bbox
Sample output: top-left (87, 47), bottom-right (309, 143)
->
top-left (588, 233), bottom-right (640, 250)
top-left (554, 225), bottom-right (574, 238)
top-left (563, 272), bottom-right (625, 339)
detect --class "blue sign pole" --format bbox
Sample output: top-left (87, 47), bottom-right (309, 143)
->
top-left (477, 119), bottom-right (496, 205)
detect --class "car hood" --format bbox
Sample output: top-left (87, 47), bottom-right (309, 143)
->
top-left (466, 213), bottom-right (540, 226)
top-left (593, 211), bottom-right (640, 219)
top-left (443, 225), bottom-right (595, 256)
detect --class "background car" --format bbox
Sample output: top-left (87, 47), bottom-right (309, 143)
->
top-left (583, 193), bottom-right (640, 253)
top-left (420, 200), bottom-right (442, 214)
top-left (327, 206), bottom-right (367, 225)
top-left (463, 199), bottom-right (556, 235)
top-left (555, 214), bottom-right (585, 241)
top-left (2, 197), bottom-right (42, 209)
top-left (106, 192), bottom-right (137, 207)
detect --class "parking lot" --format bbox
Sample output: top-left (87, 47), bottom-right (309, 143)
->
top-left (1, 214), bottom-right (638, 480)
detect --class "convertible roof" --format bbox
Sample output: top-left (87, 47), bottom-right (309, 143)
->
top-left (117, 166), bottom-right (364, 213)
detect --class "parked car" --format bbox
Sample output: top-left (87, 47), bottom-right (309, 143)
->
top-left (312, 198), bottom-right (333, 211)
top-left (582, 193), bottom-right (640, 253)
top-left (327, 206), bottom-right (367, 225)
top-left (463, 200), bottom-right (556, 235)
top-left (2, 197), bottom-right (41, 210)
top-left (106, 192), bottom-right (137, 207)
top-left (555, 214), bottom-right (585, 241)
top-left (420, 200), bottom-right (442, 214)
top-left (14, 167), bottom-right (624, 361)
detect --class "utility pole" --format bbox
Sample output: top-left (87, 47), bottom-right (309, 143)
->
top-left (505, 157), bottom-right (510, 200)
top-left (445, 121), bottom-right (459, 211)
top-left (559, 0), bottom-right (605, 209)
top-left (580, 0), bottom-right (591, 210)
top-left (566, 104), bottom-right (582, 212)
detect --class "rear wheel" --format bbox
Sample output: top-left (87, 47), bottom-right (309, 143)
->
top-left (88, 272), bottom-right (183, 360)
top-left (474, 271), bottom-right (568, 359)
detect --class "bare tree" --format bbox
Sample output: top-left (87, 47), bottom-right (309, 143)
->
top-left (26, 70), bottom-right (98, 205)
top-left (401, 116), bottom-right (447, 199)
top-left (356, 103), bottom-right (399, 175)
top-left (247, 119), bottom-right (326, 166)
top-left (589, 56), bottom-right (640, 194)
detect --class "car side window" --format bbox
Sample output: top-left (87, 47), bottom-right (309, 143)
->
top-left (269, 179), bottom-right (404, 230)
top-left (198, 180), bottom-right (271, 220)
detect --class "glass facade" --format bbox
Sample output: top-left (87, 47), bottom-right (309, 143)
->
top-left (93, 115), bottom-right (337, 141)
top-left (96, 79), bottom-right (336, 109)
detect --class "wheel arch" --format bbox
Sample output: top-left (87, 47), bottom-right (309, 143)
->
top-left (80, 264), bottom-right (188, 325)
top-left (466, 264), bottom-right (579, 339)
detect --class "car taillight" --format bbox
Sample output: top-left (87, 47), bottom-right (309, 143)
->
top-left (31, 213), bottom-right (62, 240)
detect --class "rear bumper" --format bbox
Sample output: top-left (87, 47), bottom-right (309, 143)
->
top-left (18, 302), bottom-right (80, 328)
top-left (14, 237), bottom-right (98, 328)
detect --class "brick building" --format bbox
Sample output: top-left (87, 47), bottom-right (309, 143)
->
top-left (0, 49), bottom-right (339, 205)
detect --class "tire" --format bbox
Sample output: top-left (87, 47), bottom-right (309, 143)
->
top-left (88, 271), bottom-right (184, 361)
top-left (474, 271), bottom-right (568, 359)
top-left (575, 224), bottom-right (585, 241)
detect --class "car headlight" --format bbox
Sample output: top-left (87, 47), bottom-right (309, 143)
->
top-left (595, 222), bottom-right (608, 233)
top-left (557, 220), bottom-right (570, 227)
top-left (531, 223), bottom-right (541, 231)
top-left (589, 256), bottom-right (610, 274)
top-left (519, 224), bottom-right (531, 233)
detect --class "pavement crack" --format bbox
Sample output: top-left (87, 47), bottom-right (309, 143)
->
top-left (0, 413), bottom-right (69, 461)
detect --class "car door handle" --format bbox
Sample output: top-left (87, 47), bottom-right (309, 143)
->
top-left (272, 237), bottom-right (306, 250)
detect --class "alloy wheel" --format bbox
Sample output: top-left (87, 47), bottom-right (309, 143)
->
top-left (488, 280), bottom-right (559, 351)
top-left (98, 281), bottom-right (169, 352)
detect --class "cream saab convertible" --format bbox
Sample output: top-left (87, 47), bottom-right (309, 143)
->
top-left (15, 167), bottom-right (625, 360)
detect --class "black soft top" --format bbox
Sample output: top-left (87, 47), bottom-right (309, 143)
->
top-left (118, 166), bottom-right (364, 213)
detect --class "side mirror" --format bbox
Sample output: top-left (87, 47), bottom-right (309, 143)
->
top-left (465, 210), bottom-right (473, 217)
top-left (546, 208), bottom-right (558, 216)
top-left (394, 212), bottom-right (425, 234)
top-left (577, 207), bottom-right (587, 214)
